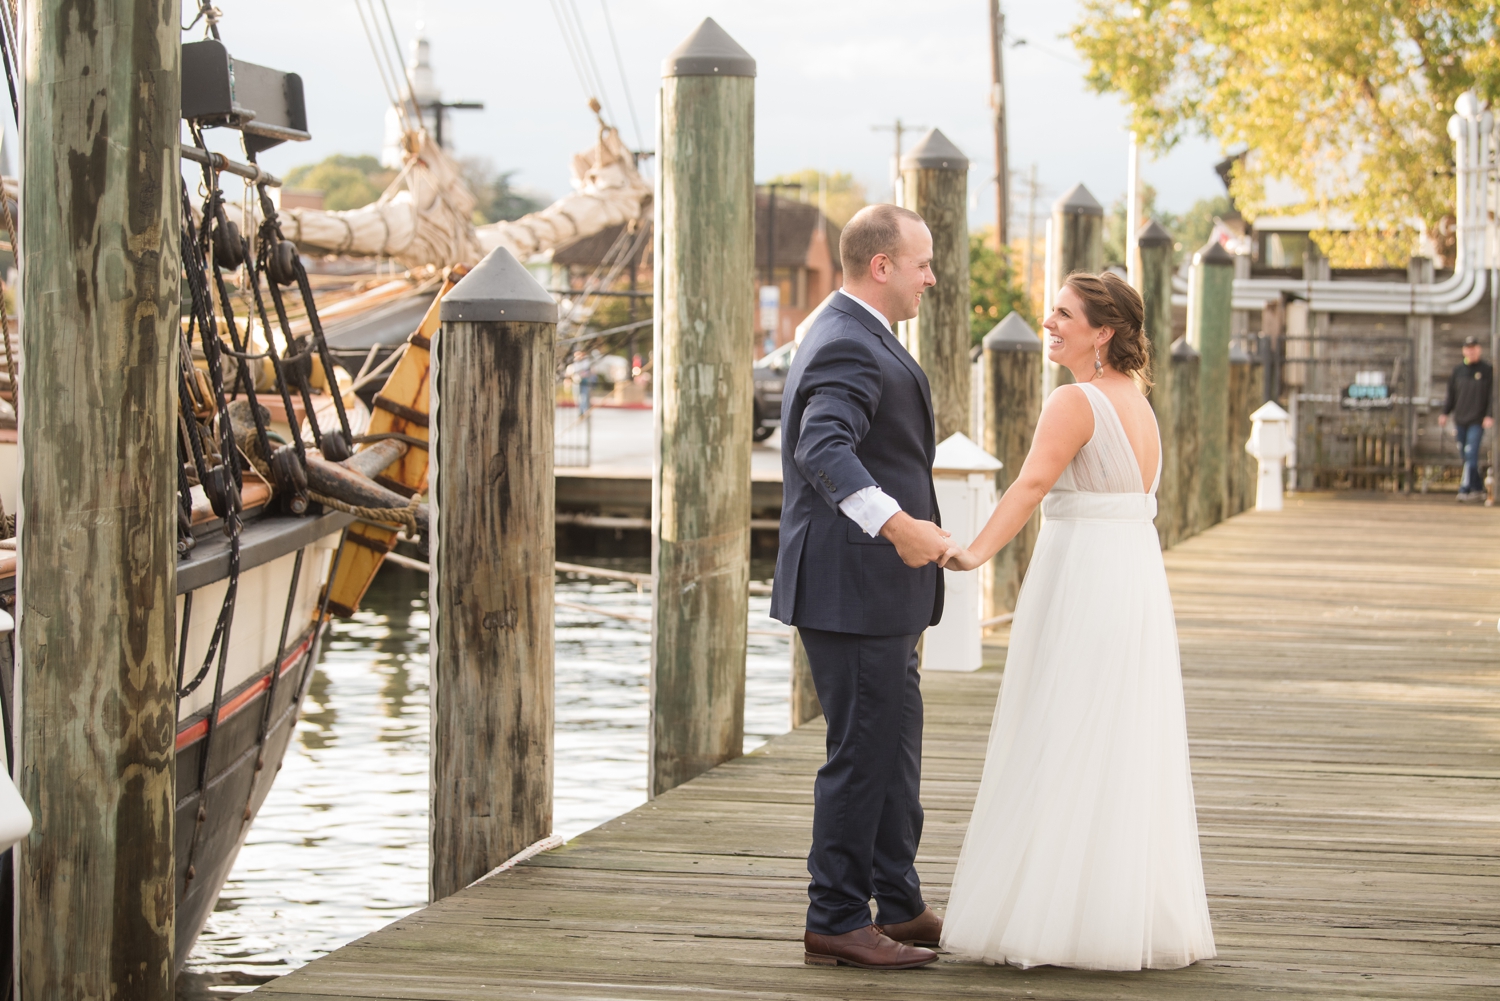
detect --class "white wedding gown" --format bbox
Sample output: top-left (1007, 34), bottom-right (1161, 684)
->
top-left (941, 382), bottom-right (1216, 970)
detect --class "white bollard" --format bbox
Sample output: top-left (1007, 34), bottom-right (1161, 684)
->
top-left (925, 433), bottom-right (1002, 672)
top-left (1245, 401), bottom-right (1293, 512)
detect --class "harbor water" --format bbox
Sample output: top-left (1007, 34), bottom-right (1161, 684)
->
top-left (177, 560), bottom-right (790, 998)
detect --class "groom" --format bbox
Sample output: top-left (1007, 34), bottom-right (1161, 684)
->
top-left (771, 204), bottom-right (949, 970)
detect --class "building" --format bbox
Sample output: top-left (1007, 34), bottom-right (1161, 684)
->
top-left (754, 192), bottom-right (841, 352)
top-left (546, 194), bottom-right (843, 358)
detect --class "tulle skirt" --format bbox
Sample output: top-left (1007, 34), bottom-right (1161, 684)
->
top-left (940, 492), bottom-right (1216, 970)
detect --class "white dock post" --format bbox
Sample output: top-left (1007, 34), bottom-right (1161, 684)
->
top-left (1246, 401), bottom-right (1293, 512)
top-left (925, 433), bottom-right (1003, 672)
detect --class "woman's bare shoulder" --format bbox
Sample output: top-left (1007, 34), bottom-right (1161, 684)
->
top-left (1038, 383), bottom-right (1095, 442)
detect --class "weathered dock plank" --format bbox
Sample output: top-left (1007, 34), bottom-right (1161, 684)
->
top-left (256, 494), bottom-right (1500, 999)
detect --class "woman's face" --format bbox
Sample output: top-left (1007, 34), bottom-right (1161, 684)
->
top-left (1043, 285), bottom-right (1110, 369)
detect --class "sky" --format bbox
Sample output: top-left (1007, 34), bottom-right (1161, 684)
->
top-left (196, 0), bottom-right (1229, 231)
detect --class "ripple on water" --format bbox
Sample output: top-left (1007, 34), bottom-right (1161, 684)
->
top-left (179, 563), bottom-right (790, 996)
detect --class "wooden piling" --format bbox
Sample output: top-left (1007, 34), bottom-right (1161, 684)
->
top-left (1171, 338), bottom-right (1202, 544)
top-left (651, 19), bottom-right (756, 797)
top-left (430, 248), bottom-right (557, 900)
top-left (18, 0), bottom-right (180, 991)
top-left (1138, 220), bottom-right (1177, 547)
top-left (1188, 241), bottom-right (1234, 529)
top-left (981, 312), bottom-right (1042, 615)
top-left (1045, 183), bottom-right (1104, 392)
top-left (1227, 343), bottom-right (1257, 516)
top-left (899, 129), bottom-right (971, 440)
top-left (789, 630), bottom-right (822, 728)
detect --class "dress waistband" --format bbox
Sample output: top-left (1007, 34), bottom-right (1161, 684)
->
top-left (1042, 490), bottom-right (1157, 523)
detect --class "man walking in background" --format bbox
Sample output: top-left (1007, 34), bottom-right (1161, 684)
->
top-left (1439, 335), bottom-right (1494, 502)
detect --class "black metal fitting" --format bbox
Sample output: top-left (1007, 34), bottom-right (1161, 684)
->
top-left (319, 428), bottom-right (352, 463)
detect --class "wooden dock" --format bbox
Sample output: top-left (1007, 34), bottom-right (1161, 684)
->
top-left (256, 494), bottom-right (1500, 999)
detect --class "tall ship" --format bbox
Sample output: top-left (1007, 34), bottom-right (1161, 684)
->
top-left (0, 7), bottom-right (651, 971)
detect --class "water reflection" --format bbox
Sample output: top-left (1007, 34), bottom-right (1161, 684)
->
top-left (178, 561), bottom-right (789, 997)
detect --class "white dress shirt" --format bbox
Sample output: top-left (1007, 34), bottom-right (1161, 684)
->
top-left (832, 289), bottom-right (904, 537)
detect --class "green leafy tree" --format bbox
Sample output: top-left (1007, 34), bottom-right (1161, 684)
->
top-left (970, 230), bottom-right (1034, 346)
top-left (283, 154), bottom-right (394, 211)
top-left (459, 157), bottom-right (549, 224)
top-left (1071, 0), bottom-right (1500, 266)
top-left (765, 170), bottom-right (868, 229)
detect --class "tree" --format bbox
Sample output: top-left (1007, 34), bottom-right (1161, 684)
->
top-left (283, 154), bottom-right (394, 211)
top-left (1102, 184), bottom-right (1232, 267)
top-left (970, 230), bottom-right (1034, 346)
top-left (764, 170), bottom-right (868, 229)
top-left (1071, 0), bottom-right (1500, 265)
top-left (459, 157), bottom-right (549, 224)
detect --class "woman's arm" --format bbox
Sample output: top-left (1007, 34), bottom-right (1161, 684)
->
top-left (941, 386), bottom-right (1095, 570)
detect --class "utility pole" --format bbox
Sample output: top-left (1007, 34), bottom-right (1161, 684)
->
top-left (423, 99), bottom-right (484, 149)
top-left (872, 118), bottom-right (925, 203)
top-left (989, 0), bottom-right (1009, 250)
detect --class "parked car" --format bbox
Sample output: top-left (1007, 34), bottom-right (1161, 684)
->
top-left (752, 340), bottom-right (797, 442)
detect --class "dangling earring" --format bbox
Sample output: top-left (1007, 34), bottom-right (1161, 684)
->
top-left (1094, 346), bottom-right (1104, 379)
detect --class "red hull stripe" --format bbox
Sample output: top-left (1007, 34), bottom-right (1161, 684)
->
top-left (175, 630), bottom-right (316, 752)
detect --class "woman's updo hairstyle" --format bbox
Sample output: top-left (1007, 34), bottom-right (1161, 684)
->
top-left (1063, 271), bottom-right (1152, 388)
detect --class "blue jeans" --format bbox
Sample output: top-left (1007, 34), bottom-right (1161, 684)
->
top-left (1455, 422), bottom-right (1485, 493)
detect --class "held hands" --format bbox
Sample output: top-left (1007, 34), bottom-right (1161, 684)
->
top-left (937, 546), bottom-right (983, 572)
top-left (879, 511), bottom-right (951, 568)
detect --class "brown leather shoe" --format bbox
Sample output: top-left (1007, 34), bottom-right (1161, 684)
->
top-left (804, 925), bottom-right (937, 969)
top-left (875, 905), bottom-right (943, 947)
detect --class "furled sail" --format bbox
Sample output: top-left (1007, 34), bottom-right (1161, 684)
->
top-left (276, 121), bottom-right (650, 269)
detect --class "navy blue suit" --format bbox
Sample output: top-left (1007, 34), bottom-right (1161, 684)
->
top-left (770, 291), bottom-right (943, 936)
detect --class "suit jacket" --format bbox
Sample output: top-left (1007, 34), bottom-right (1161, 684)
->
top-left (769, 292), bottom-right (944, 636)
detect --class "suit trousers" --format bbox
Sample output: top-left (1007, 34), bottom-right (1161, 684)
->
top-left (799, 626), bottom-right (926, 935)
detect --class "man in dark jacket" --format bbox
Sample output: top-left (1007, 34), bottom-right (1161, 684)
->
top-left (1439, 335), bottom-right (1494, 501)
top-left (771, 204), bottom-right (949, 970)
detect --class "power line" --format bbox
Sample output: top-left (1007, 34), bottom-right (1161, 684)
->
top-left (598, 0), bottom-right (644, 151)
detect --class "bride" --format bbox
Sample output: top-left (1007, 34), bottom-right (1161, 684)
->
top-left (936, 272), bottom-right (1215, 970)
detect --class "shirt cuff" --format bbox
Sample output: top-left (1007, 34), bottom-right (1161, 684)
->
top-left (839, 486), bottom-right (903, 538)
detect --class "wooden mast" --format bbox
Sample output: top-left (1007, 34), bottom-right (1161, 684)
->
top-left (18, 0), bottom-right (181, 991)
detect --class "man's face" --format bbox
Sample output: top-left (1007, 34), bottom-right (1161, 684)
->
top-left (878, 219), bottom-right (936, 323)
top-left (1464, 344), bottom-right (1482, 364)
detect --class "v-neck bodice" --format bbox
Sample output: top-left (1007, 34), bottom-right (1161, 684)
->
top-left (1053, 382), bottom-right (1162, 497)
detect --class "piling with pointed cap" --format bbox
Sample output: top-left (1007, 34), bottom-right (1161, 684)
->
top-left (1044, 183), bottom-right (1104, 391)
top-left (651, 19), bottom-right (756, 797)
top-left (1189, 240), bottom-right (1235, 529)
top-left (981, 312), bottom-right (1043, 615)
top-left (430, 247), bottom-right (557, 900)
top-left (1138, 219), bottom-right (1178, 546)
top-left (18, 0), bottom-right (179, 992)
top-left (898, 128), bottom-right (971, 440)
top-left (1170, 337), bottom-right (1203, 543)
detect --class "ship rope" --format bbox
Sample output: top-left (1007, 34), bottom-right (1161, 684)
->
top-left (175, 117), bottom-right (357, 897)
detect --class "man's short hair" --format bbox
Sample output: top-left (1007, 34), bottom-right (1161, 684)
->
top-left (840, 204), bottom-right (926, 280)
